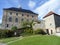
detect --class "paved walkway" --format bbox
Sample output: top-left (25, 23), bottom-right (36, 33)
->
top-left (7, 36), bottom-right (23, 45)
top-left (0, 36), bottom-right (23, 45)
top-left (0, 43), bottom-right (6, 45)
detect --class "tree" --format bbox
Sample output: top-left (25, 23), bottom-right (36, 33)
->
top-left (21, 21), bottom-right (33, 29)
top-left (11, 26), bottom-right (17, 31)
top-left (21, 21), bottom-right (34, 34)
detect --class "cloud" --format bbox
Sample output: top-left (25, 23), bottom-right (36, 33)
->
top-left (28, 0), bottom-right (36, 9)
top-left (34, 0), bottom-right (60, 19)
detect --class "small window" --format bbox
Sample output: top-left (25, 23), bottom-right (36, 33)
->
top-left (15, 18), bottom-right (18, 22)
top-left (22, 14), bottom-right (24, 16)
top-left (9, 17), bottom-right (12, 22)
top-left (6, 24), bottom-right (9, 27)
top-left (32, 15), bottom-right (34, 17)
top-left (27, 15), bottom-right (29, 17)
top-left (10, 12), bottom-right (12, 15)
top-left (16, 13), bottom-right (18, 16)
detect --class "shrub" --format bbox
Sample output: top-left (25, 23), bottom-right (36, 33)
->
top-left (0, 30), bottom-right (14, 38)
top-left (20, 28), bottom-right (33, 36)
top-left (6, 30), bottom-right (14, 37)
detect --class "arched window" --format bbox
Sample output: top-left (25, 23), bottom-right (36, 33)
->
top-left (15, 18), bottom-right (18, 22)
top-left (9, 17), bottom-right (12, 22)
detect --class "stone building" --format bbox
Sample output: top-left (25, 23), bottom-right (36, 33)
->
top-left (43, 11), bottom-right (60, 35)
top-left (2, 7), bottom-right (38, 29)
top-left (33, 20), bottom-right (45, 30)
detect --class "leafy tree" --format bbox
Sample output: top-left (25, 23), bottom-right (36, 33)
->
top-left (21, 21), bottom-right (34, 35)
top-left (21, 21), bottom-right (34, 29)
top-left (11, 26), bottom-right (17, 30)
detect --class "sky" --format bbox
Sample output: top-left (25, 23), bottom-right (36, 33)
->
top-left (0, 0), bottom-right (60, 23)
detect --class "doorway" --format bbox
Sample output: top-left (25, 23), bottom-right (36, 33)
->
top-left (46, 29), bottom-right (49, 35)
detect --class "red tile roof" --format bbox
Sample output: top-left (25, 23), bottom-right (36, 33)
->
top-left (43, 11), bottom-right (59, 18)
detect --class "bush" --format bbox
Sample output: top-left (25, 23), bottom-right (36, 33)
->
top-left (34, 29), bottom-right (46, 35)
top-left (0, 30), bottom-right (14, 38)
top-left (6, 30), bottom-right (14, 37)
top-left (24, 29), bottom-right (33, 33)
top-left (20, 28), bottom-right (33, 36)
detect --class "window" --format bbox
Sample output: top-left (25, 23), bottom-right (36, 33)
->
top-left (6, 24), bottom-right (9, 27)
top-left (22, 14), bottom-right (24, 16)
top-left (16, 13), bottom-right (18, 16)
top-left (27, 15), bottom-right (29, 17)
top-left (15, 18), bottom-right (18, 22)
top-left (9, 17), bottom-right (12, 22)
top-left (10, 12), bottom-right (12, 15)
top-left (32, 15), bottom-right (34, 18)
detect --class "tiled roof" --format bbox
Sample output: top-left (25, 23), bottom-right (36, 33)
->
top-left (43, 11), bottom-right (60, 18)
top-left (3, 7), bottom-right (38, 15)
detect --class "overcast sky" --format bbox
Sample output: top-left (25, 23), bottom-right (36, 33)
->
top-left (0, 0), bottom-right (60, 23)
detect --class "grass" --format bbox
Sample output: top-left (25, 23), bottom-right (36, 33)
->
top-left (0, 37), bottom-right (20, 43)
top-left (8, 35), bottom-right (60, 45)
top-left (0, 35), bottom-right (60, 45)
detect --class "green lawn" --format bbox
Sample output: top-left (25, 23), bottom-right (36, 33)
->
top-left (8, 35), bottom-right (60, 45)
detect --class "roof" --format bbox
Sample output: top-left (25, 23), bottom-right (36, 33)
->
top-left (3, 7), bottom-right (38, 15)
top-left (43, 11), bottom-right (60, 18)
